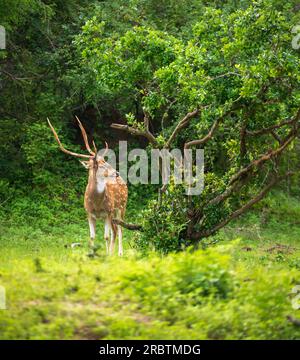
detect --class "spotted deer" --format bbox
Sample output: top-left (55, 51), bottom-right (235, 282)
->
top-left (47, 117), bottom-right (128, 256)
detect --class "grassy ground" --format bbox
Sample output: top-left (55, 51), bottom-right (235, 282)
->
top-left (0, 193), bottom-right (299, 339)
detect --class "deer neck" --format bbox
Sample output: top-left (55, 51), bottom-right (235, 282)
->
top-left (88, 167), bottom-right (106, 195)
top-left (96, 177), bottom-right (106, 194)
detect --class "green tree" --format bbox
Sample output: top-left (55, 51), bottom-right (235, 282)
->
top-left (76, 0), bottom-right (300, 252)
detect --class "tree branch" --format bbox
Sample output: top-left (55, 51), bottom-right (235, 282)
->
top-left (190, 171), bottom-right (297, 240)
top-left (110, 123), bottom-right (157, 145)
top-left (184, 99), bottom-right (242, 149)
top-left (246, 119), bottom-right (294, 136)
top-left (0, 69), bottom-right (42, 82)
top-left (228, 127), bottom-right (298, 186)
top-left (270, 130), bottom-right (282, 144)
top-left (246, 108), bottom-right (300, 136)
top-left (112, 218), bottom-right (143, 231)
top-left (192, 113), bottom-right (299, 227)
top-left (184, 116), bottom-right (220, 149)
top-left (164, 108), bottom-right (200, 148)
top-left (240, 122), bottom-right (247, 163)
top-left (111, 108), bottom-right (158, 146)
top-left (208, 71), bottom-right (242, 81)
top-left (207, 180), bottom-right (244, 208)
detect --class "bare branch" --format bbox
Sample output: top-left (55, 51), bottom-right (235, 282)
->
top-left (195, 114), bottom-right (299, 225)
top-left (207, 180), bottom-right (244, 208)
top-left (184, 100), bottom-right (242, 149)
top-left (143, 108), bottom-right (150, 131)
top-left (240, 122), bottom-right (247, 162)
top-left (111, 109), bottom-right (157, 146)
top-left (112, 218), bottom-right (143, 231)
top-left (208, 72), bottom-right (242, 81)
top-left (110, 123), bottom-right (158, 145)
top-left (191, 171), bottom-right (297, 240)
top-left (0, 69), bottom-right (39, 81)
top-left (270, 130), bottom-right (282, 144)
top-left (229, 127), bottom-right (297, 186)
top-left (246, 119), bottom-right (295, 136)
top-left (184, 117), bottom-right (220, 149)
top-left (246, 108), bottom-right (300, 136)
top-left (164, 108), bottom-right (200, 149)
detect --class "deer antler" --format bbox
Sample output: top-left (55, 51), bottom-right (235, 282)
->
top-left (92, 140), bottom-right (98, 154)
top-left (47, 118), bottom-right (91, 159)
top-left (102, 141), bottom-right (109, 157)
top-left (75, 116), bottom-right (95, 157)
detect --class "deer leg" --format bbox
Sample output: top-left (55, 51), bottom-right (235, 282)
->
top-left (117, 224), bottom-right (123, 256)
top-left (104, 216), bottom-right (110, 255)
top-left (88, 215), bottom-right (96, 248)
top-left (109, 221), bottom-right (117, 255)
top-left (116, 210), bottom-right (123, 256)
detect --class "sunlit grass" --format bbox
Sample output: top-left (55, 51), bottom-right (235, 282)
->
top-left (0, 193), bottom-right (299, 339)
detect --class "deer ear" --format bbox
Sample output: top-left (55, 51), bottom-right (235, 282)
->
top-left (79, 160), bottom-right (89, 169)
